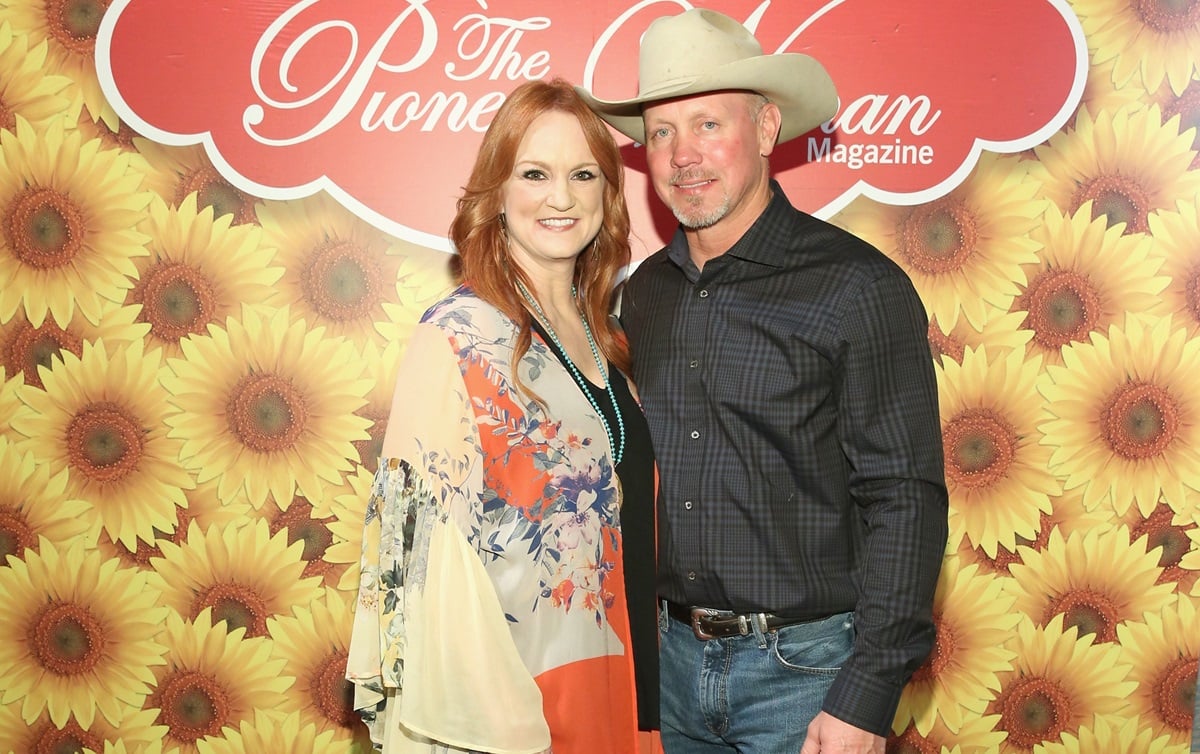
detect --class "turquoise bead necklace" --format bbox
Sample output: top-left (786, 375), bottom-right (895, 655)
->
top-left (516, 279), bottom-right (626, 466)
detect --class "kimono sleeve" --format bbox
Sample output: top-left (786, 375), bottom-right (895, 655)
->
top-left (346, 322), bottom-right (551, 753)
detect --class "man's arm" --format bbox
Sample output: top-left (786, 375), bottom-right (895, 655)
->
top-left (822, 271), bottom-right (949, 736)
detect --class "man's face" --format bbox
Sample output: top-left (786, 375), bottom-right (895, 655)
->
top-left (641, 91), bottom-right (777, 230)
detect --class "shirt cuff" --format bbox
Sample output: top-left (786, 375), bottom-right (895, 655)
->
top-left (821, 664), bottom-right (904, 738)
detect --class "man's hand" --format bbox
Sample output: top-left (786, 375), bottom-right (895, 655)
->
top-left (799, 711), bottom-right (885, 754)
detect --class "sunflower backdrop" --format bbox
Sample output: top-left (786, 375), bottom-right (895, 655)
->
top-left (0, 0), bottom-right (1198, 753)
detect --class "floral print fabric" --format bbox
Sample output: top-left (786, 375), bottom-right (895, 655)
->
top-left (347, 287), bottom-right (638, 754)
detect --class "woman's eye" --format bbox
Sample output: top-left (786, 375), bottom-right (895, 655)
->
top-left (521, 169), bottom-right (546, 180)
top-left (574, 170), bottom-right (597, 181)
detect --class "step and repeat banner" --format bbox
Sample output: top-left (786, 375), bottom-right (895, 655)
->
top-left (0, 0), bottom-right (1198, 751)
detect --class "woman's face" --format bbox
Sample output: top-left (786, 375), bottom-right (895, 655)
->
top-left (501, 110), bottom-right (606, 275)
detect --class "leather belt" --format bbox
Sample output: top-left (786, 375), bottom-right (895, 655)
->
top-left (665, 600), bottom-right (811, 641)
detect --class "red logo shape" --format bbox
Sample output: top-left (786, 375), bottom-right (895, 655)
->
top-left (97, 0), bottom-right (1085, 259)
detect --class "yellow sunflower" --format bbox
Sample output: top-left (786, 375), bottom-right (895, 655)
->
top-left (10, 339), bottom-right (192, 548)
top-left (1007, 526), bottom-right (1176, 643)
top-left (1032, 714), bottom-right (1179, 754)
top-left (1077, 57), bottom-right (1145, 124)
top-left (1116, 595), bottom-right (1200, 747)
top-left (142, 608), bottom-right (292, 754)
top-left (0, 118), bottom-right (151, 329)
top-left (88, 742), bottom-right (167, 754)
top-left (261, 489), bottom-right (340, 588)
top-left (0, 0), bottom-right (118, 129)
top-left (0, 539), bottom-right (168, 728)
top-left (94, 476), bottom-right (253, 574)
top-left (0, 365), bottom-right (29, 444)
top-left (893, 555), bottom-right (1020, 736)
top-left (257, 193), bottom-right (421, 347)
top-left (148, 519), bottom-right (322, 639)
top-left (831, 151), bottom-right (1045, 329)
top-left (1151, 79), bottom-right (1200, 169)
top-left (953, 486), bottom-right (1112, 577)
top-left (128, 194), bottom-right (282, 359)
top-left (194, 710), bottom-right (338, 754)
top-left (887, 715), bottom-right (1006, 754)
top-left (324, 463), bottom-right (371, 594)
top-left (161, 305), bottom-right (371, 507)
top-left (939, 346), bottom-right (1060, 557)
top-left (344, 340), bottom-right (401, 474)
top-left (928, 309), bottom-right (1033, 367)
top-left (0, 704), bottom-right (165, 754)
top-left (1146, 195), bottom-right (1200, 337)
top-left (1014, 202), bottom-right (1168, 366)
top-left (0, 435), bottom-right (92, 562)
top-left (0, 299), bottom-right (148, 389)
top-left (268, 587), bottom-right (371, 749)
top-left (1038, 314), bottom-right (1200, 516)
top-left (1076, 0), bottom-right (1200, 96)
top-left (0, 20), bottom-right (75, 132)
top-left (1031, 104), bottom-right (1200, 235)
top-left (375, 240), bottom-right (456, 351)
top-left (1121, 497), bottom-right (1200, 594)
top-left (132, 139), bottom-right (263, 226)
top-left (986, 615), bottom-right (1135, 753)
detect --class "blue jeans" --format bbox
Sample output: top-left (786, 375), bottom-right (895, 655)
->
top-left (658, 604), bottom-right (855, 753)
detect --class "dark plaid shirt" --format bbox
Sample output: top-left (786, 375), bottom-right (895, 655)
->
top-left (621, 183), bottom-right (948, 736)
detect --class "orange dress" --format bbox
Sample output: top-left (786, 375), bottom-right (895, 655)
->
top-left (347, 288), bottom-right (641, 753)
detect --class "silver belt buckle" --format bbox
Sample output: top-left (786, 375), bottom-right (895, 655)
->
top-left (689, 607), bottom-right (722, 640)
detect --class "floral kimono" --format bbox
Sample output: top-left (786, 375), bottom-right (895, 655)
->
top-left (347, 286), bottom-right (639, 754)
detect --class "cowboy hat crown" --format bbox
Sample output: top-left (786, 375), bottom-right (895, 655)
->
top-left (577, 8), bottom-right (838, 144)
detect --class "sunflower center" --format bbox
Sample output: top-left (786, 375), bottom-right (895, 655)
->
top-left (312, 650), bottom-right (358, 726)
top-left (1133, 507), bottom-right (1193, 572)
top-left (300, 239), bottom-right (382, 323)
top-left (1071, 174), bottom-right (1150, 234)
top-left (226, 372), bottom-right (308, 453)
top-left (0, 508), bottom-right (35, 564)
top-left (896, 199), bottom-right (978, 275)
top-left (8, 320), bottom-right (83, 389)
top-left (1134, 0), bottom-right (1200, 33)
top-left (154, 669), bottom-right (230, 743)
top-left (1046, 588), bottom-right (1119, 642)
top-left (192, 582), bottom-right (270, 637)
top-left (45, 0), bottom-right (108, 54)
top-left (28, 601), bottom-right (106, 675)
top-left (1153, 656), bottom-right (1197, 732)
top-left (1183, 262), bottom-right (1200, 328)
top-left (909, 614), bottom-right (955, 683)
top-left (1020, 268), bottom-right (1102, 350)
top-left (926, 320), bottom-right (964, 365)
top-left (30, 719), bottom-right (101, 754)
top-left (174, 167), bottom-right (257, 224)
top-left (942, 408), bottom-right (1016, 489)
top-left (887, 732), bottom-right (939, 754)
top-left (995, 676), bottom-right (1072, 748)
top-left (137, 261), bottom-right (218, 342)
top-left (4, 187), bottom-right (85, 269)
top-left (66, 401), bottom-right (145, 483)
top-left (1100, 381), bottom-right (1179, 460)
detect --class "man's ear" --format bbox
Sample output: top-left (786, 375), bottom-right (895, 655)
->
top-left (759, 102), bottom-right (782, 157)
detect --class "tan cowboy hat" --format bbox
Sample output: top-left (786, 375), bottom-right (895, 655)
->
top-left (577, 8), bottom-right (838, 145)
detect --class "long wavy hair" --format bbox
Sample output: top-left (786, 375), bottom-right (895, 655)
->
top-left (450, 78), bottom-right (632, 390)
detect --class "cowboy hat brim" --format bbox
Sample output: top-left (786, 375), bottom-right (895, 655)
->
top-left (576, 53), bottom-right (838, 145)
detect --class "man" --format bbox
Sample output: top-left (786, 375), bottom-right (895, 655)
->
top-left (579, 9), bottom-right (948, 754)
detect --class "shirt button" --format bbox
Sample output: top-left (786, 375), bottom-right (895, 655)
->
top-left (698, 290), bottom-right (709, 298)
top-left (687, 571), bottom-right (697, 581)
top-left (684, 500), bottom-right (693, 510)
top-left (689, 360), bottom-right (698, 368)
top-left (690, 430), bottom-right (700, 439)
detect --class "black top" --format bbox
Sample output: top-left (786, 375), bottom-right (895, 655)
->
top-left (532, 320), bottom-right (659, 731)
top-left (620, 182), bottom-right (948, 736)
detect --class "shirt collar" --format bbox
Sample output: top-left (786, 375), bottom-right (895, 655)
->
top-left (665, 180), bottom-right (793, 271)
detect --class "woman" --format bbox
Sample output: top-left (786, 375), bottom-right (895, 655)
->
top-left (346, 78), bottom-right (658, 754)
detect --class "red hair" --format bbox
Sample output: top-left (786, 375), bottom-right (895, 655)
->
top-left (450, 78), bottom-right (632, 382)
